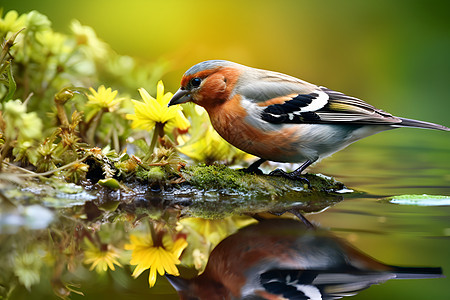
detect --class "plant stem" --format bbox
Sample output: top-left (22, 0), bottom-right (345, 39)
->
top-left (5, 155), bottom-right (89, 177)
top-left (149, 221), bottom-right (158, 245)
top-left (0, 138), bottom-right (11, 171)
top-left (55, 101), bottom-right (69, 127)
top-left (148, 129), bottom-right (158, 155)
top-left (86, 110), bottom-right (104, 145)
top-left (149, 123), bottom-right (164, 154)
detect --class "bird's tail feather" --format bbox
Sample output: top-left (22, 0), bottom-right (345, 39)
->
top-left (394, 117), bottom-right (449, 131)
top-left (391, 266), bottom-right (444, 279)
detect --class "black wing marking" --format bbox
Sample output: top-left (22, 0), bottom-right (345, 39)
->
top-left (260, 269), bottom-right (396, 300)
top-left (261, 92), bottom-right (327, 124)
top-left (261, 270), bottom-right (323, 300)
top-left (261, 87), bottom-right (402, 125)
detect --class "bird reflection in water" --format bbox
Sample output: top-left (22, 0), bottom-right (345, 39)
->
top-left (167, 218), bottom-right (442, 300)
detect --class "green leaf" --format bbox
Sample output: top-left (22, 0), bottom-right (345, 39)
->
top-left (4, 63), bottom-right (16, 102)
top-left (98, 178), bottom-right (120, 189)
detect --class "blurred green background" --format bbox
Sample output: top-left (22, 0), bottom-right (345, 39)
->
top-left (4, 0), bottom-right (450, 124)
top-left (8, 0), bottom-right (449, 166)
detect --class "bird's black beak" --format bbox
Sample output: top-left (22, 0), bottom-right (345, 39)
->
top-left (168, 88), bottom-right (191, 106)
top-left (165, 274), bottom-right (190, 292)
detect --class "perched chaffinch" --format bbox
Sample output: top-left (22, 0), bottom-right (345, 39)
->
top-left (167, 218), bottom-right (442, 300)
top-left (169, 60), bottom-right (449, 178)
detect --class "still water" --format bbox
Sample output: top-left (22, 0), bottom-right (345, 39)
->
top-left (1, 129), bottom-right (449, 299)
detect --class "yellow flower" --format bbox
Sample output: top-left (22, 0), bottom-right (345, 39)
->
top-left (178, 105), bottom-right (251, 164)
top-left (2, 99), bottom-right (43, 141)
top-left (36, 30), bottom-right (69, 56)
top-left (70, 19), bottom-right (109, 59)
top-left (126, 81), bottom-right (190, 133)
top-left (0, 10), bottom-right (27, 34)
top-left (125, 232), bottom-right (188, 288)
top-left (83, 239), bottom-right (122, 273)
top-left (178, 126), bottom-right (238, 164)
top-left (87, 85), bottom-right (124, 112)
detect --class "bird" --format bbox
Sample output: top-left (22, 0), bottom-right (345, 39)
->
top-left (166, 218), bottom-right (443, 299)
top-left (168, 60), bottom-right (449, 179)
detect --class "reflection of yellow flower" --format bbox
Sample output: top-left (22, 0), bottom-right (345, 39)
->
top-left (126, 81), bottom-right (190, 133)
top-left (125, 232), bottom-right (188, 287)
top-left (87, 85), bottom-right (124, 112)
top-left (83, 239), bottom-right (122, 273)
top-left (180, 216), bottom-right (256, 246)
top-left (192, 249), bottom-right (207, 271)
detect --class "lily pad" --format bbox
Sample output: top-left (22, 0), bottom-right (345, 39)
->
top-left (386, 194), bottom-right (450, 206)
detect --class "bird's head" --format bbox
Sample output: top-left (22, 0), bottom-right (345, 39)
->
top-left (168, 60), bottom-right (243, 110)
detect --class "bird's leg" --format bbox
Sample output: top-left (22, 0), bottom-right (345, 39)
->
top-left (287, 208), bottom-right (315, 229)
top-left (241, 158), bottom-right (266, 174)
top-left (269, 159), bottom-right (314, 186)
top-left (289, 159), bottom-right (314, 177)
top-left (267, 208), bottom-right (315, 229)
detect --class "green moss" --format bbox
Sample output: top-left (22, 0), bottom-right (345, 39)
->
top-left (182, 165), bottom-right (345, 196)
top-left (182, 165), bottom-right (252, 191)
top-left (147, 166), bottom-right (166, 182)
top-left (176, 165), bottom-right (350, 219)
top-left (135, 166), bottom-right (168, 182)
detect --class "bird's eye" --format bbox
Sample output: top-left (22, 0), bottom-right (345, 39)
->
top-left (190, 77), bottom-right (202, 88)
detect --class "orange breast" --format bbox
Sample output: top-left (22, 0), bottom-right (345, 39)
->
top-left (206, 95), bottom-right (301, 162)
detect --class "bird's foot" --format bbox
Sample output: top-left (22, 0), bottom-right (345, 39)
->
top-left (267, 208), bottom-right (315, 229)
top-left (240, 166), bottom-right (264, 175)
top-left (287, 208), bottom-right (315, 229)
top-left (269, 168), bottom-right (310, 188)
top-left (240, 158), bottom-right (266, 175)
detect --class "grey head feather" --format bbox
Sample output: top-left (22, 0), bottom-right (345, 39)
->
top-left (184, 60), bottom-right (240, 76)
top-left (236, 68), bottom-right (319, 103)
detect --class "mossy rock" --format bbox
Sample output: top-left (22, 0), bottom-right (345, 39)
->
top-left (181, 164), bottom-right (346, 195)
top-left (169, 164), bottom-right (351, 219)
top-left (6, 164), bottom-right (352, 221)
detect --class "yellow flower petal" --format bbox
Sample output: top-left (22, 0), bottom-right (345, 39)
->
top-left (127, 82), bottom-right (190, 133)
top-left (171, 238), bottom-right (189, 258)
top-left (126, 232), bottom-right (187, 288)
top-left (156, 80), bottom-right (164, 103)
top-left (148, 265), bottom-right (158, 287)
top-left (83, 240), bottom-right (122, 274)
top-left (86, 85), bottom-right (124, 111)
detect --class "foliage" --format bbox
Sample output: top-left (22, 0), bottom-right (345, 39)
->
top-left (0, 9), bottom-right (249, 183)
top-left (0, 8), bottom-right (259, 297)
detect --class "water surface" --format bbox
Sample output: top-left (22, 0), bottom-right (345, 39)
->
top-left (2, 130), bottom-right (449, 300)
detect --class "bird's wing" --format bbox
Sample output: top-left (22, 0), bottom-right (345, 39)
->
top-left (260, 269), bottom-right (395, 300)
top-left (237, 70), bottom-right (401, 125)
